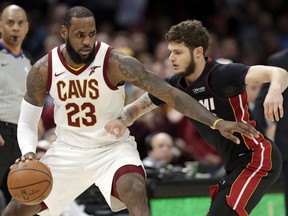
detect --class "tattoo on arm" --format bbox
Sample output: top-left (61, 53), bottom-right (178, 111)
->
top-left (122, 93), bottom-right (157, 126)
top-left (25, 57), bottom-right (48, 106)
top-left (139, 93), bottom-right (155, 110)
top-left (110, 51), bottom-right (146, 80)
top-left (110, 51), bottom-right (169, 94)
top-left (110, 51), bottom-right (218, 127)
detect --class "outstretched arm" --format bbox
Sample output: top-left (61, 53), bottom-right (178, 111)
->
top-left (109, 50), bottom-right (224, 127)
top-left (105, 94), bottom-right (259, 144)
top-left (107, 50), bottom-right (259, 143)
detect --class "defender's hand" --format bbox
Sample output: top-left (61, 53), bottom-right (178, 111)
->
top-left (215, 120), bottom-right (259, 144)
top-left (263, 92), bottom-right (284, 122)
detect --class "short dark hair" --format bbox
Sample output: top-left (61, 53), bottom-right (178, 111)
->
top-left (165, 19), bottom-right (210, 54)
top-left (64, 6), bottom-right (94, 28)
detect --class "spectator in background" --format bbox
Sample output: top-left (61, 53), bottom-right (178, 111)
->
top-left (154, 40), bottom-right (170, 62)
top-left (115, 0), bottom-right (148, 30)
top-left (0, 4), bottom-right (32, 205)
top-left (142, 132), bottom-right (176, 169)
top-left (253, 48), bottom-right (288, 216)
top-left (142, 132), bottom-right (186, 181)
top-left (129, 31), bottom-right (149, 59)
top-left (218, 37), bottom-right (240, 63)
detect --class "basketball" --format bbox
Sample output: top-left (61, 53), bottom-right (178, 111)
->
top-left (7, 159), bottom-right (53, 205)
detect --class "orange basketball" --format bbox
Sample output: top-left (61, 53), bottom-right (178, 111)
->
top-left (7, 159), bottom-right (53, 205)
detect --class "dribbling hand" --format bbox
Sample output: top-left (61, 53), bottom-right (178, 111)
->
top-left (12, 152), bottom-right (37, 168)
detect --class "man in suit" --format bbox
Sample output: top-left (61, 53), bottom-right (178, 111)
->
top-left (253, 48), bottom-right (288, 216)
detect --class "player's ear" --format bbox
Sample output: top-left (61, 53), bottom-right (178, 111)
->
top-left (60, 25), bottom-right (68, 41)
top-left (194, 46), bottom-right (203, 58)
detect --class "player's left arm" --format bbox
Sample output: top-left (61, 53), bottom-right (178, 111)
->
top-left (245, 65), bottom-right (288, 121)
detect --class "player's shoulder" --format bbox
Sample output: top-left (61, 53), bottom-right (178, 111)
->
top-left (213, 61), bottom-right (248, 74)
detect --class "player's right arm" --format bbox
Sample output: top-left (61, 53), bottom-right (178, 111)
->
top-left (105, 53), bottom-right (260, 143)
top-left (17, 55), bottom-right (49, 162)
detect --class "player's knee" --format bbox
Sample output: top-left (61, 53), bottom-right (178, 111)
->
top-left (117, 173), bottom-right (146, 198)
top-left (129, 176), bottom-right (146, 195)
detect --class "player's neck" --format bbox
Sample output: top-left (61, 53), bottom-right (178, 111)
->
top-left (62, 48), bottom-right (85, 69)
top-left (67, 63), bottom-right (85, 71)
top-left (185, 60), bottom-right (206, 84)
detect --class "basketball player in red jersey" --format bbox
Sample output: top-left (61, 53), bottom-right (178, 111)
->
top-left (3, 8), bottom-right (259, 216)
top-left (105, 20), bottom-right (288, 215)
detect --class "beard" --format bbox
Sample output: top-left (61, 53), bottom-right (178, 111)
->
top-left (178, 57), bottom-right (196, 78)
top-left (66, 38), bottom-right (96, 65)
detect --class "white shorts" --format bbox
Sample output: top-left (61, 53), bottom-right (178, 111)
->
top-left (38, 136), bottom-right (144, 216)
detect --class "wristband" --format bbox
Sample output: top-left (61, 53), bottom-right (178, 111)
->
top-left (212, 118), bottom-right (223, 129)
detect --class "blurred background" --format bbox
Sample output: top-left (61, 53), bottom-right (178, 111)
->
top-left (1, 0), bottom-right (288, 215)
top-left (1, 0), bottom-right (288, 65)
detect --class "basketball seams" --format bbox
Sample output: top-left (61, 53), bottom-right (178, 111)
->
top-left (8, 180), bottom-right (52, 189)
top-left (8, 168), bottom-right (52, 178)
top-left (38, 161), bottom-right (52, 174)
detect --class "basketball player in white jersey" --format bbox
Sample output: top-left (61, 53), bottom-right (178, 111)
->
top-left (2, 6), bottom-right (259, 216)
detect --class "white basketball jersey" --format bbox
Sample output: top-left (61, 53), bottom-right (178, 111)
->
top-left (47, 42), bottom-right (129, 147)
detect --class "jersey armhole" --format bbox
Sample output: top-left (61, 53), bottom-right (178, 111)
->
top-left (103, 47), bottom-right (118, 90)
top-left (46, 51), bottom-right (53, 93)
